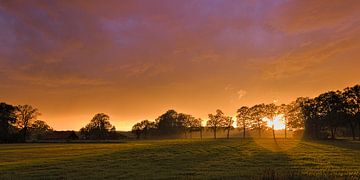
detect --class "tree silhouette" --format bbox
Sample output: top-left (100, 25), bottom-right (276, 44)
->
top-left (80, 113), bottom-right (115, 140)
top-left (343, 85), bottom-right (360, 140)
top-left (249, 104), bottom-right (267, 138)
top-left (16, 105), bottom-right (41, 142)
top-left (237, 106), bottom-right (252, 139)
top-left (132, 120), bottom-right (156, 139)
top-left (156, 110), bottom-right (185, 136)
top-left (207, 109), bottom-right (226, 139)
top-left (0, 103), bottom-right (17, 143)
top-left (29, 120), bottom-right (53, 140)
top-left (132, 122), bottom-right (142, 139)
top-left (224, 116), bottom-right (234, 139)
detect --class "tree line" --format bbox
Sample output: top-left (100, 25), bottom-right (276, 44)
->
top-left (131, 84), bottom-right (360, 140)
top-left (0, 103), bottom-right (119, 142)
top-left (1, 84), bottom-right (359, 143)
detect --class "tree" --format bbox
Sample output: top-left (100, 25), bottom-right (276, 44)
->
top-left (0, 103), bottom-right (17, 143)
top-left (80, 113), bottom-right (115, 140)
top-left (344, 85), bottom-right (360, 140)
top-left (132, 120), bottom-right (156, 139)
top-left (29, 120), bottom-right (53, 140)
top-left (286, 97), bottom-right (308, 130)
top-left (156, 110), bottom-right (185, 136)
top-left (301, 98), bottom-right (320, 139)
top-left (224, 116), bottom-right (234, 139)
top-left (16, 105), bottom-right (41, 141)
top-left (207, 109), bottom-right (226, 139)
top-left (132, 122), bottom-right (142, 139)
top-left (315, 91), bottom-right (347, 139)
top-left (193, 118), bottom-right (204, 139)
top-left (237, 106), bottom-right (252, 139)
top-left (264, 103), bottom-right (277, 141)
top-left (178, 113), bottom-right (194, 138)
top-left (140, 120), bottom-right (156, 138)
top-left (249, 104), bottom-right (267, 138)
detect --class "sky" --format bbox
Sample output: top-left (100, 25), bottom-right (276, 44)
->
top-left (0, 0), bottom-right (360, 131)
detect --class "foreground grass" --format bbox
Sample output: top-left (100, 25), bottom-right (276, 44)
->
top-left (0, 139), bottom-right (359, 179)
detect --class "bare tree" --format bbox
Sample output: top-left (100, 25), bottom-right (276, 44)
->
top-left (16, 105), bottom-right (41, 141)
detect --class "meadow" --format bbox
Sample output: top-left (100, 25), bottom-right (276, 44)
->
top-left (0, 138), bottom-right (359, 179)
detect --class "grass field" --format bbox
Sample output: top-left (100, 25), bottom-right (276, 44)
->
top-left (0, 138), bottom-right (359, 179)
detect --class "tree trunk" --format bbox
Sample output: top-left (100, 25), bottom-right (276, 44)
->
top-left (243, 125), bottom-right (246, 139)
top-left (227, 128), bottom-right (230, 139)
top-left (258, 119), bottom-right (261, 138)
top-left (284, 118), bottom-right (287, 139)
top-left (349, 121), bottom-right (356, 140)
top-left (272, 125), bottom-right (276, 140)
top-left (331, 128), bottom-right (335, 140)
top-left (214, 127), bottom-right (217, 139)
top-left (258, 128), bottom-right (261, 138)
top-left (358, 122), bottom-right (360, 141)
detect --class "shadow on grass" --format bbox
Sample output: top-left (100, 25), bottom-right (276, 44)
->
top-left (1, 138), bottom-right (357, 179)
top-left (307, 139), bottom-right (360, 151)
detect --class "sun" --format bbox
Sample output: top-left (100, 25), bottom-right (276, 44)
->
top-left (264, 114), bottom-right (286, 130)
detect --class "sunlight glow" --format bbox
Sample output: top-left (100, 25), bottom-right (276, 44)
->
top-left (264, 114), bottom-right (286, 130)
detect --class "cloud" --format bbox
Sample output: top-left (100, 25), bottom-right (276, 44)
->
top-left (237, 90), bottom-right (247, 100)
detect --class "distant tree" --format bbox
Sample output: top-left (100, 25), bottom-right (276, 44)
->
top-left (343, 85), bottom-right (360, 140)
top-left (224, 116), bottom-right (234, 139)
top-left (132, 120), bottom-right (156, 139)
top-left (301, 98), bottom-right (321, 139)
top-left (264, 103), bottom-right (277, 141)
top-left (315, 91), bottom-right (347, 139)
top-left (16, 105), bottom-right (41, 142)
top-left (195, 118), bottom-right (204, 139)
top-left (178, 113), bottom-right (194, 138)
top-left (156, 110), bottom-right (188, 136)
top-left (0, 103), bottom-right (17, 143)
top-left (140, 120), bottom-right (156, 138)
top-left (237, 106), bottom-right (252, 139)
top-left (249, 104), bottom-right (267, 138)
top-left (286, 97), bottom-right (308, 130)
top-left (80, 113), bottom-right (115, 140)
top-left (132, 122), bottom-right (142, 139)
top-left (29, 120), bottom-right (53, 140)
top-left (207, 109), bottom-right (226, 139)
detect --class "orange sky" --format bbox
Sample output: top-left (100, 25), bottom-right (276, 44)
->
top-left (1, 0), bottom-right (360, 131)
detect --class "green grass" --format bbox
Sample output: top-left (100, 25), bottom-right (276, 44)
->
top-left (0, 139), bottom-right (359, 179)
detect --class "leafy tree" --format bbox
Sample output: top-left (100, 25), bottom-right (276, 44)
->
top-left (156, 110), bottom-right (184, 136)
top-left (132, 122), bottom-right (142, 139)
top-left (0, 103), bottom-right (17, 143)
top-left (315, 91), bottom-right (347, 139)
top-left (16, 105), bottom-right (41, 141)
top-left (193, 118), bottom-right (204, 139)
top-left (286, 97), bottom-right (308, 129)
top-left (237, 106), bottom-right (252, 139)
top-left (132, 120), bottom-right (156, 139)
top-left (29, 120), bottom-right (53, 140)
top-left (178, 113), bottom-right (194, 138)
top-left (264, 103), bottom-right (278, 141)
top-left (80, 113), bottom-right (116, 140)
top-left (207, 109), bottom-right (226, 139)
top-left (249, 104), bottom-right (267, 138)
top-left (343, 85), bottom-right (360, 140)
top-left (301, 98), bottom-right (321, 139)
top-left (224, 116), bottom-right (234, 139)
